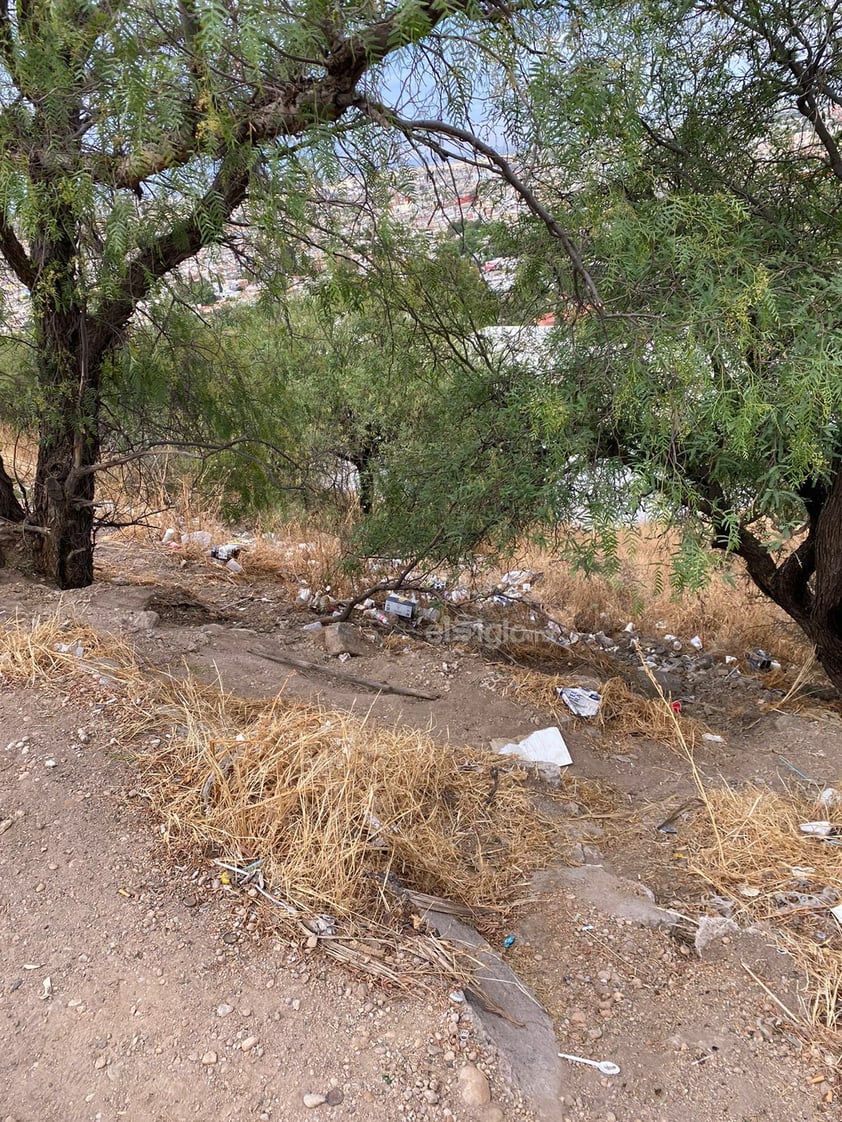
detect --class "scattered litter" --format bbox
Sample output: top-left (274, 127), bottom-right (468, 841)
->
top-left (182, 530), bottom-right (212, 548)
top-left (160, 527), bottom-right (178, 545)
top-left (689, 635), bottom-right (703, 650)
top-left (296, 587), bottom-right (312, 604)
top-left (40, 976), bottom-right (52, 1000)
top-left (818, 788), bottom-right (841, 809)
top-left (44, 758), bottom-right (57, 768)
top-left (725, 655), bottom-right (737, 665)
top-left (830, 904), bottom-right (842, 927)
top-left (384, 594), bottom-right (417, 619)
top-left (800, 821), bottom-right (838, 837)
top-left (448, 989), bottom-right (466, 1003)
top-left (747, 648), bottom-right (773, 671)
top-left (54, 642), bottom-right (84, 657)
top-left (702, 733), bottom-right (725, 744)
top-left (225, 558), bottom-right (243, 574)
top-left (671, 701), bottom-right (682, 713)
top-left (301, 621), bottom-right (322, 633)
top-left (210, 542), bottom-right (242, 562)
top-left (503, 935), bottom-right (516, 950)
top-left (558, 686), bottom-right (601, 718)
top-left (557, 1052), bottom-right (621, 1076)
top-left (493, 727), bottom-right (572, 768)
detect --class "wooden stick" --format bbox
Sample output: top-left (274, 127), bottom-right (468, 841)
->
top-left (248, 646), bottom-right (440, 701)
top-left (741, 962), bottom-right (804, 1026)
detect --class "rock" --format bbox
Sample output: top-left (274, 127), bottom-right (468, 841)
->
top-left (241, 1035), bottom-right (258, 1052)
top-left (127, 609), bottom-right (160, 632)
top-left (636, 667), bottom-right (682, 698)
top-left (200, 1051), bottom-right (218, 1065)
top-left (572, 842), bottom-right (603, 865)
top-left (322, 623), bottom-right (374, 658)
top-left (325, 1089), bottom-right (344, 1106)
top-left (94, 1054), bottom-right (108, 1070)
top-left (694, 915), bottom-right (740, 957)
top-left (480, 1106), bottom-right (506, 1122)
top-left (458, 1064), bottom-right (491, 1107)
top-left (542, 866), bottom-right (678, 931)
top-left (303, 1092), bottom-right (327, 1108)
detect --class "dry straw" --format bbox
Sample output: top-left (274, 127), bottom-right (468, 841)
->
top-left (684, 783), bottom-right (842, 1030)
top-left (504, 667), bottom-right (705, 748)
top-left (0, 615), bottom-right (557, 964)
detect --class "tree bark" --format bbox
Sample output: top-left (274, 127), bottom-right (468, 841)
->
top-left (0, 454), bottom-right (24, 523)
top-left (29, 298), bottom-right (104, 589)
top-left (717, 471), bottom-right (842, 694)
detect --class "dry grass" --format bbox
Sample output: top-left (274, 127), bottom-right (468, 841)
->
top-left (136, 683), bottom-right (556, 920)
top-left (498, 526), bottom-right (813, 672)
top-left (504, 668), bottom-right (706, 748)
top-left (684, 784), bottom-right (842, 1030)
top-left (0, 615), bottom-right (135, 685)
top-left (0, 614), bottom-right (557, 943)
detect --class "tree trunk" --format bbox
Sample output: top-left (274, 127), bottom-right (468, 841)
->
top-left (726, 469), bottom-right (842, 694)
top-left (32, 414), bottom-right (99, 589)
top-left (30, 311), bottom-right (103, 589)
top-left (0, 454), bottom-right (24, 523)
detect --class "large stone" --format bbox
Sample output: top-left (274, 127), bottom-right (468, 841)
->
top-left (458, 1064), bottom-right (491, 1107)
top-left (414, 905), bottom-right (563, 1122)
top-left (540, 865), bottom-right (679, 931)
top-left (322, 623), bottom-right (374, 658)
top-left (635, 667), bottom-right (682, 698)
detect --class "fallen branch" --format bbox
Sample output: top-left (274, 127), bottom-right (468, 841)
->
top-left (248, 646), bottom-right (440, 700)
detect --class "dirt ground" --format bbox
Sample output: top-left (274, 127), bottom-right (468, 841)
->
top-left (2, 536), bottom-right (841, 1122)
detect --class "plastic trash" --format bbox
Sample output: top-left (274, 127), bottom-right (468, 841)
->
top-left (747, 648), bottom-right (773, 671)
top-left (296, 588), bottom-right (312, 604)
top-left (495, 727), bottom-right (572, 767)
top-left (503, 935), bottom-right (516, 949)
top-left (800, 820), bottom-right (836, 837)
top-left (557, 1052), bottom-right (621, 1076)
top-left (160, 527), bottom-right (178, 545)
top-left (689, 635), bottom-right (703, 650)
top-left (558, 686), bottom-right (601, 718)
top-left (182, 530), bottom-right (212, 548)
top-left (211, 542), bottom-right (242, 562)
top-left (384, 594), bottom-right (417, 619)
top-left (702, 733), bottom-right (725, 744)
top-left (225, 558), bottom-right (243, 573)
top-left (819, 788), bottom-right (841, 809)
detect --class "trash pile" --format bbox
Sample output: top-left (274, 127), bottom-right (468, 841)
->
top-left (160, 527), bottom-right (246, 573)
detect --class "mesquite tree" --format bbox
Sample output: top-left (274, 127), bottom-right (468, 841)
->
top-left (0, 0), bottom-right (569, 588)
top-left (503, 0), bottom-right (842, 690)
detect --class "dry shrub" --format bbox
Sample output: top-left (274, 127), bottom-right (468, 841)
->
top-left (0, 615), bottom-right (556, 935)
top-left (0, 616), bottom-right (134, 685)
top-left (138, 685), bottom-right (556, 920)
top-left (685, 784), bottom-right (842, 1029)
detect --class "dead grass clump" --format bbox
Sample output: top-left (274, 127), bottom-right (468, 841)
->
top-left (685, 785), bottom-right (842, 1029)
top-left (0, 616), bottom-right (133, 685)
top-left (505, 668), bottom-right (703, 748)
top-left (138, 685), bottom-right (556, 921)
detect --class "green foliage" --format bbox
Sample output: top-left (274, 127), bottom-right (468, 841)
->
top-left (501, 0), bottom-right (842, 587)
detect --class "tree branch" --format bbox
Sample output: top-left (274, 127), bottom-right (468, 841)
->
top-left (353, 97), bottom-right (602, 308)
